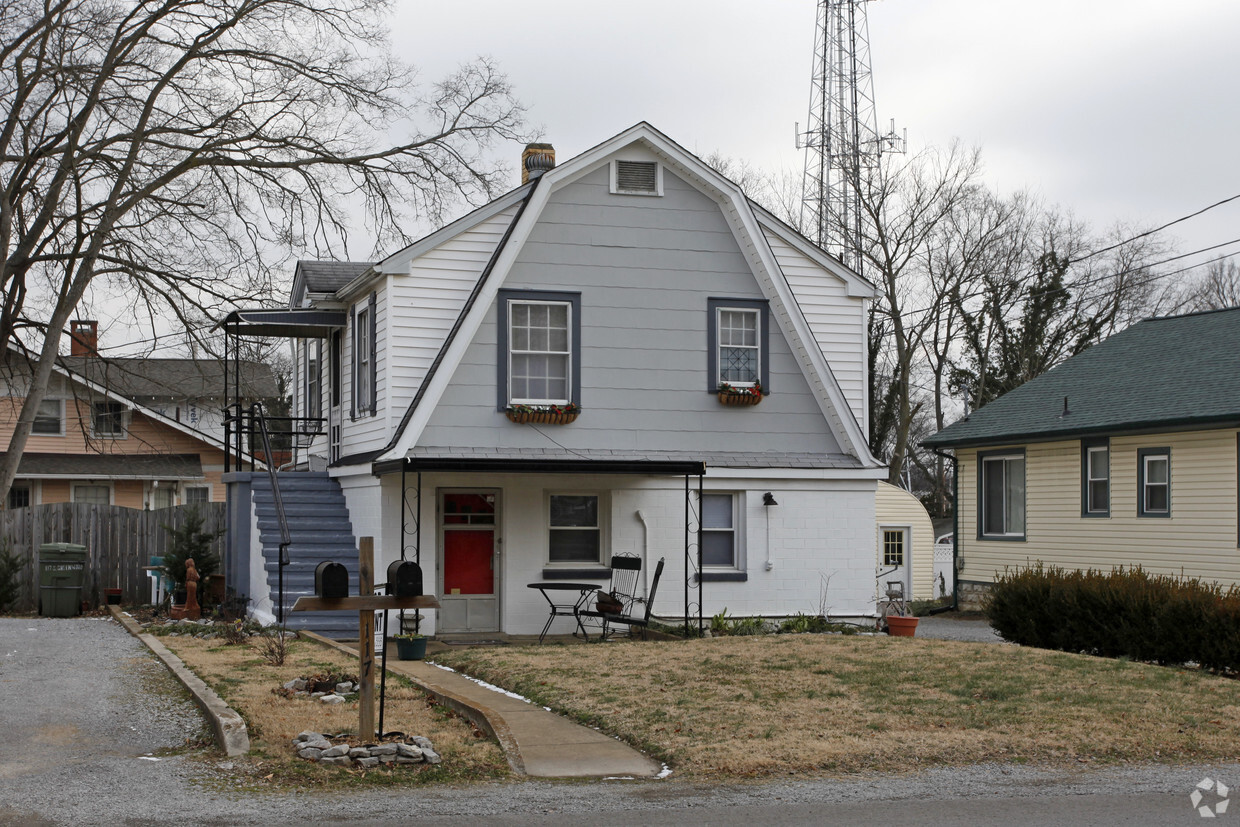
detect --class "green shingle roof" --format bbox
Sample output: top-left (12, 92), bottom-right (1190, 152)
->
top-left (923, 306), bottom-right (1240, 449)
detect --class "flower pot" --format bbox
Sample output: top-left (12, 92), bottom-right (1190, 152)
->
top-left (395, 637), bottom-right (427, 660)
top-left (505, 409), bottom-right (579, 425)
top-left (886, 616), bottom-right (919, 637)
top-left (717, 391), bottom-right (761, 406)
top-left (104, 588), bottom-right (122, 605)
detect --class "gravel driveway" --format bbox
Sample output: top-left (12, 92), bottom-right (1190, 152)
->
top-left (914, 613), bottom-right (1006, 643)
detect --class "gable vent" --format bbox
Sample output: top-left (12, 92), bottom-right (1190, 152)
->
top-left (614, 160), bottom-right (660, 194)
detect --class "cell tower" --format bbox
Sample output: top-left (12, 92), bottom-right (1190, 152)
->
top-left (798, 0), bottom-right (904, 275)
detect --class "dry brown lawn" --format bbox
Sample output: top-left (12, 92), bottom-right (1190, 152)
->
top-left (161, 634), bottom-right (509, 788)
top-left (433, 634), bottom-right (1240, 778)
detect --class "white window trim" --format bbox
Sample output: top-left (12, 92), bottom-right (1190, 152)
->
top-left (1086, 445), bottom-right (1109, 514)
top-left (702, 491), bottom-right (745, 570)
top-left (980, 453), bottom-right (1026, 538)
top-left (355, 306), bottom-right (371, 414)
top-left (880, 526), bottom-right (908, 568)
top-left (715, 306), bottom-right (762, 388)
top-left (508, 299), bottom-right (573, 406)
top-left (609, 159), bottom-right (663, 196)
top-left (545, 491), bottom-right (607, 566)
top-left (1142, 453), bottom-right (1170, 515)
top-left (90, 401), bottom-right (128, 439)
top-left (32, 397), bottom-right (64, 436)
top-left (182, 484), bottom-right (212, 506)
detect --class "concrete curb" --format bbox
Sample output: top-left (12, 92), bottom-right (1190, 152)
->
top-left (299, 631), bottom-right (527, 776)
top-left (108, 606), bottom-right (250, 757)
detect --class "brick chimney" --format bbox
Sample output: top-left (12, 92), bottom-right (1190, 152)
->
top-left (521, 143), bottom-right (555, 184)
top-left (70, 320), bottom-right (98, 356)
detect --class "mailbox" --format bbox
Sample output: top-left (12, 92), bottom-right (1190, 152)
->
top-left (315, 561), bottom-right (349, 599)
top-left (385, 560), bottom-right (423, 597)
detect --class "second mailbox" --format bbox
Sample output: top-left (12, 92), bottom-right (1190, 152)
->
top-left (315, 561), bottom-right (349, 599)
top-left (386, 560), bottom-right (423, 597)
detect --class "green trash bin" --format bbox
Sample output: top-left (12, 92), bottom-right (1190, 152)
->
top-left (39, 543), bottom-right (88, 617)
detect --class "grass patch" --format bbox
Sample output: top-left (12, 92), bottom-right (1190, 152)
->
top-left (432, 635), bottom-right (1240, 778)
top-left (161, 635), bottom-right (510, 789)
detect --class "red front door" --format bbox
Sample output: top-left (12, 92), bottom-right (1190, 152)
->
top-left (440, 491), bottom-right (498, 632)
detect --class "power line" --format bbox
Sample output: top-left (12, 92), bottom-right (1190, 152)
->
top-left (1070, 192), bottom-right (1240, 265)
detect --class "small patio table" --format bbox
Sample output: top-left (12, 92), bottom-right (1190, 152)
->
top-left (527, 582), bottom-right (600, 644)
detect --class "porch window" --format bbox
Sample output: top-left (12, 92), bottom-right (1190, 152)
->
top-left (701, 493), bottom-right (737, 567)
top-left (548, 494), bottom-right (600, 563)
top-left (8, 484), bottom-right (31, 509)
top-left (707, 298), bottom-right (770, 393)
top-left (497, 290), bottom-right (581, 409)
top-left (184, 486), bottom-right (210, 506)
top-left (73, 484), bottom-right (109, 505)
top-left (1138, 448), bottom-right (1170, 517)
top-left (979, 451), bottom-right (1025, 539)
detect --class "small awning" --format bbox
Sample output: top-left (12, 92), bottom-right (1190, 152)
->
top-left (219, 308), bottom-right (347, 338)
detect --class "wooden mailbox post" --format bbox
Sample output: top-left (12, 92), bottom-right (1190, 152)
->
top-left (291, 537), bottom-right (439, 738)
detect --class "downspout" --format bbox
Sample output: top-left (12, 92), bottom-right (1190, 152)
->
top-left (635, 510), bottom-right (651, 598)
top-left (931, 447), bottom-right (959, 612)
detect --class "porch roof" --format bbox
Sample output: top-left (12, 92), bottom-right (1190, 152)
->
top-left (218, 308), bottom-right (347, 338)
top-left (11, 452), bottom-right (204, 479)
top-left (373, 446), bottom-right (865, 476)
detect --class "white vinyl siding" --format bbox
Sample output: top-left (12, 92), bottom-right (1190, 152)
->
top-left (957, 430), bottom-right (1240, 589)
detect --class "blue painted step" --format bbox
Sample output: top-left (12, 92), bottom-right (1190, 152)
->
top-left (252, 472), bottom-right (359, 638)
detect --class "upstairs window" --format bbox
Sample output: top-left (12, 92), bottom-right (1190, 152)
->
top-left (707, 298), bottom-right (770, 393)
top-left (352, 293), bottom-right (376, 418)
top-left (497, 290), bottom-right (581, 409)
top-left (1082, 439), bottom-right (1110, 517)
top-left (92, 402), bottom-right (126, 438)
top-left (1138, 448), bottom-right (1170, 517)
top-left (33, 398), bottom-right (63, 435)
top-left (611, 160), bottom-right (662, 195)
top-left (979, 451), bottom-right (1025, 539)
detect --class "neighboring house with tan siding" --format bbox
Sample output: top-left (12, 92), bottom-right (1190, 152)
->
top-left (924, 307), bottom-right (1240, 609)
top-left (0, 328), bottom-right (271, 510)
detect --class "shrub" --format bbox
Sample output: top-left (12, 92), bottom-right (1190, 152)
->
top-left (0, 540), bottom-right (22, 611)
top-left (160, 507), bottom-right (221, 590)
top-left (987, 563), bottom-right (1240, 673)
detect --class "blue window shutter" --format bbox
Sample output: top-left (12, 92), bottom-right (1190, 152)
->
top-left (368, 292), bottom-right (377, 415)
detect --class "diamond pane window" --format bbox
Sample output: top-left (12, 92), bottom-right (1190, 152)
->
top-left (718, 309), bottom-right (759, 385)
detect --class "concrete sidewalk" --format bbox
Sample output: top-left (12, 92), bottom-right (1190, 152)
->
top-left (303, 632), bottom-right (663, 779)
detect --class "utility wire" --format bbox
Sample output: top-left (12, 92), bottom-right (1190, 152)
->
top-left (1069, 192), bottom-right (1240, 264)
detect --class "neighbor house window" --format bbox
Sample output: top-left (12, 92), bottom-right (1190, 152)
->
top-left (979, 451), bottom-right (1025, 538)
top-left (707, 298), bottom-right (769, 393)
top-left (8, 484), bottom-right (31, 509)
top-left (150, 485), bottom-right (174, 510)
top-left (1138, 448), bottom-right (1170, 517)
top-left (497, 290), bottom-right (581, 409)
top-left (183, 486), bottom-right (210, 506)
top-left (352, 293), bottom-right (376, 417)
top-left (33, 398), bottom-right (63, 435)
top-left (548, 494), bottom-right (600, 564)
top-left (1082, 439), bottom-right (1110, 517)
top-left (882, 529), bottom-right (905, 567)
top-left (92, 402), bottom-right (126, 437)
top-left (72, 484), bottom-right (109, 505)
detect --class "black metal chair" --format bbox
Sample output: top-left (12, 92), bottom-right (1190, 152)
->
top-left (595, 557), bottom-right (665, 641)
top-left (579, 554), bottom-right (642, 634)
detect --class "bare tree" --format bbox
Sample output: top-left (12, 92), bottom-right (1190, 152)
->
top-left (1185, 260), bottom-right (1240, 311)
top-left (0, 0), bottom-right (527, 503)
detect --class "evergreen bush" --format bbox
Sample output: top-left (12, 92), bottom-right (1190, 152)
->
top-left (987, 563), bottom-right (1240, 673)
top-left (160, 507), bottom-right (221, 590)
top-left (0, 539), bottom-right (22, 611)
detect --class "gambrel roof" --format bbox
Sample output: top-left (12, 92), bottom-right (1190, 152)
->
top-left (360, 122), bottom-right (881, 470)
top-left (924, 306), bottom-right (1240, 449)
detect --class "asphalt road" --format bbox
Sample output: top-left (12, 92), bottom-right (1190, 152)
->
top-left (1, 617), bottom-right (1234, 826)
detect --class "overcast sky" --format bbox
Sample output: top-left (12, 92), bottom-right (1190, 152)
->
top-left (398, 0), bottom-right (1240, 270)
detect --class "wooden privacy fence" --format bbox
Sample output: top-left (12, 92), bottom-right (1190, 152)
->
top-left (1, 502), bottom-right (226, 612)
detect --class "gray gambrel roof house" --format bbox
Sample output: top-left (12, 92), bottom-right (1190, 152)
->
top-left (923, 306), bottom-right (1240, 449)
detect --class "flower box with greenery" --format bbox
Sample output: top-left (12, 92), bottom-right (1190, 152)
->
top-left (505, 403), bottom-right (581, 425)
top-left (716, 382), bottom-right (763, 406)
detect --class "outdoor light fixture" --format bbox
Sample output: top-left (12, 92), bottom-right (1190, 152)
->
top-left (763, 492), bottom-right (778, 506)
